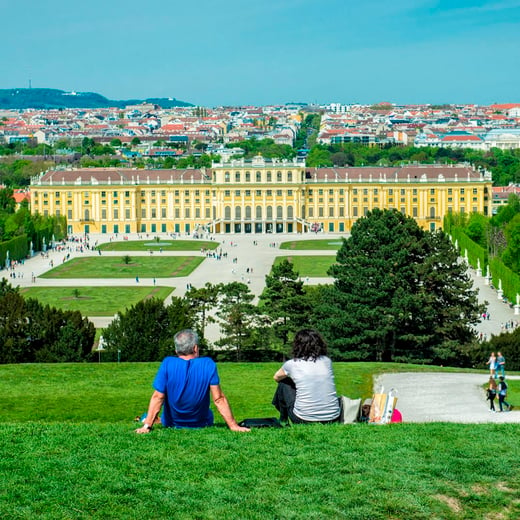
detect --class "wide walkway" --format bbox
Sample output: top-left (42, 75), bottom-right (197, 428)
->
top-left (377, 372), bottom-right (520, 423)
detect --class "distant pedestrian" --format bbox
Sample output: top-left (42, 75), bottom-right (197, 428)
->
top-left (497, 376), bottom-right (511, 412)
top-left (496, 352), bottom-right (506, 378)
top-left (486, 352), bottom-right (497, 377)
top-left (486, 377), bottom-right (497, 412)
top-left (153, 278), bottom-right (156, 286)
top-left (136, 275), bottom-right (139, 283)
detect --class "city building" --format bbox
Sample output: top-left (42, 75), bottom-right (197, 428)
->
top-left (30, 158), bottom-right (492, 235)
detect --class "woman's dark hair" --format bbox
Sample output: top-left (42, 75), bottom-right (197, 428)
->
top-left (292, 329), bottom-right (328, 361)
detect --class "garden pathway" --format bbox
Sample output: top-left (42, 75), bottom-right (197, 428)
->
top-left (376, 372), bottom-right (520, 423)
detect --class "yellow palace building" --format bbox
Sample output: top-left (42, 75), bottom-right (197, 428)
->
top-left (30, 157), bottom-right (492, 235)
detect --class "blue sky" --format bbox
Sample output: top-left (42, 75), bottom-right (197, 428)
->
top-left (1, 0), bottom-right (519, 106)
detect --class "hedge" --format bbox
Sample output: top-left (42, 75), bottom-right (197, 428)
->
top-left (0, 234), bottom-right (29, 267)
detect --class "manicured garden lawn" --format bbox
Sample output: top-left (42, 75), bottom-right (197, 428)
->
top-left (274, 255), bottom-right (336, 277)
top-left (1, 362), bottom-right (519, 519)
top-left (39, 256), bottom-right (204, 278)
top-left (98, 239), bottom-right (218, 251)
top-left (279, 238), bottom-right (345, 250)
top-left (19, 286), bottom-right (174, 316)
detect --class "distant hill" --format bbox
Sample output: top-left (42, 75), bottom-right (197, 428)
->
top-left (0, 88), bottom-right (194, 109)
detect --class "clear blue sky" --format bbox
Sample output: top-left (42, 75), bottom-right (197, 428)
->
top-left (1, 0), bottom-right (519, 106)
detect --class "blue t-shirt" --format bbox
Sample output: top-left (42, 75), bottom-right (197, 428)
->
top-left (153, 356), bottom-right (220, 428)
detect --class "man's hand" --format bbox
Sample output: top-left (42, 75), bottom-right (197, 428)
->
top-left (135, 423), bottom-right (152, 434)
top-left (229, 424), bottom-right (250, 433)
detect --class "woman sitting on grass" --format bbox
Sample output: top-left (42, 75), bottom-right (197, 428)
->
top-left (272, 329), bottom-right (340, 424)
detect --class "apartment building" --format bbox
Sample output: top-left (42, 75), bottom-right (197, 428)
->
top-left (30, 158), bottom-right (492, 235)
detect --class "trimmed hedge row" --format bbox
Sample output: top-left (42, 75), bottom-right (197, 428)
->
top-left (0, 234), bottom-right (29, 267)
top-left (449, 227), bottom-right (520, 303)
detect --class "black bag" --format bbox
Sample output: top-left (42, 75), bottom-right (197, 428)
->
top-left (238, 417), bottom-right (283, 428)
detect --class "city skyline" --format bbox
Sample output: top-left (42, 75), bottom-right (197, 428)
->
top-left (2, 0), bottom-right (520, 107)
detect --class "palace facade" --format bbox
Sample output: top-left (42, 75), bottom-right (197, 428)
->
top-left (30, 157), bottom-right (492, 235)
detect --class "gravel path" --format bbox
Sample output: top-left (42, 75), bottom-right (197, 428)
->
top-left (376, 373), bottom-right (520, 423)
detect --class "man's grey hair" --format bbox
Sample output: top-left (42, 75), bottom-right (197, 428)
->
top-left (174, 329), bottom-right (199, 355)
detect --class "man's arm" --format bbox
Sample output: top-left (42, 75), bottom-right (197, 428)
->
top-left (210, 384), bottom-right (250, 432)
top-left (273, 367), bottom-right (288, 382)
top-left (135, 390), bottom-right (165, 434)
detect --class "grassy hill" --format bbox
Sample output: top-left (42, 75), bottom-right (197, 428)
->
top-left (0, 88), bottom-right (193, 109)
top-left (2, 362), bottom-right (520, 519)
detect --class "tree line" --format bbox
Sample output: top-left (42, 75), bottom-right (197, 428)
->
top-left (2, 131), bottom-right (519, 187)
top-left (447, 194), bottom-right (520, 276)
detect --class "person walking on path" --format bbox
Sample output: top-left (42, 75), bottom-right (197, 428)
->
top-left (486, 352), bottom-right (497, 377)
top-left (486, 377), bottom-right (497, 412)
top-left (496, 352), bottom-right (506, 378)
top-left (497, 376), bottom-right (511, 412)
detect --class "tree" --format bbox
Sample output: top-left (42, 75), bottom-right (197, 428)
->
top-left (215, 282), bottom-right (264, 360)
top-left (314, 209), bottom-right (484, 364)
top-left (502, 214), bottom-right (520, 273)
top-left (0, 187), bottom-right (15, 214)
top-left (306, 146), bottom-right (332, 167)
top-left (185, 282), bottom-right (221, 344)
top-left (465, 213), bottom-right (489, 248)
top-left (0, 280), bottom-right (95, 363)
top-left (102, 297), bottom-right (195, 361)
top-left (102, 298), bottom-right (169, 361)
top-left (0, 281), bottom-right (30, 363)
top-left (259, 259), bottom-right (311, 350)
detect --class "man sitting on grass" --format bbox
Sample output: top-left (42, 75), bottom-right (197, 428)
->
top-left (135, 329), bottom-right (249, 433)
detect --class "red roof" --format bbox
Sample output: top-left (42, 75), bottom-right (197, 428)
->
top-left (441, 135), bottom-right (482, 142)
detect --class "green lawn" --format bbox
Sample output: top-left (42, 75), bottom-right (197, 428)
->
top-left (279, 238), bottom-right (345, 250)
top-left (98, 239), bottom-right (219, 251)
top-left (274, 255), bottom-right (336, 277)
top-left (1, 363), bottom-right (519, 519)
top-left (39, 256), bottom-right (204, 278)
top-left (19, 286), bottom-right (174, 316)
